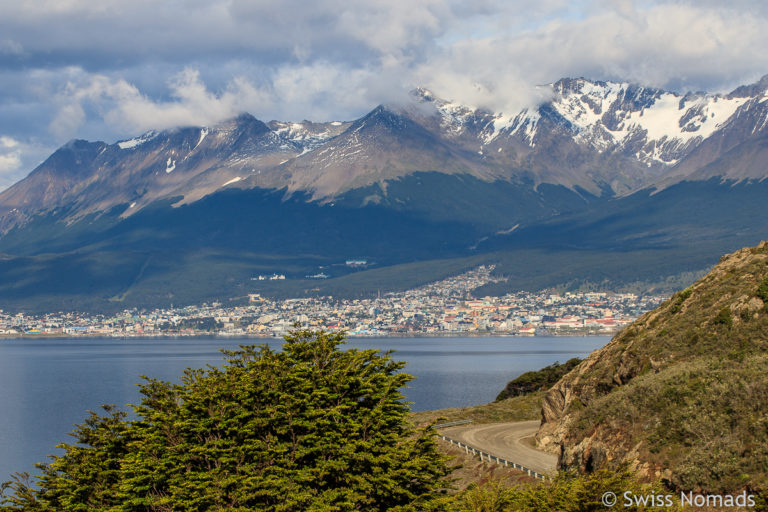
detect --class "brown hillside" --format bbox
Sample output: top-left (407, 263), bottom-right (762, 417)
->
top-left (536, 241), bottom-right (768, 493)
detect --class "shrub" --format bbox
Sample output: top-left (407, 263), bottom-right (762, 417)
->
top-left (669, 287), bottom-right (693, 314)
top-left (496, 358), bottom-right (582, 401)
top-left (713, 307), bottom-right (733, 328)
top-left (757, 276), bottom-right (768, 312)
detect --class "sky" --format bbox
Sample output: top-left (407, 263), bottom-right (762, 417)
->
top-left (0, 0), bottom-right (767, 190)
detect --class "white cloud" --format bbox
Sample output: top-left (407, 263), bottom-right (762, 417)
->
top-left (402, 2), bottom-right (768, 113)
top-left (0, 137), bottom-right (23, 181)
top-left (0, 136), bottom-right (53, 191)
top-left (48, 68), bottom-right (275, 138)
top-left (518, 3), bottom-right (768, 90)
top-left (0, 150), bottom-right (21, 172)
top-left (1, 0), bottom-right (767, 156)
top-left (49, 102), bottom-right (86, 141)
top-left (46, 64), bottom-right (403, 140)
top-left (0, 136), bottom-right (19, 149)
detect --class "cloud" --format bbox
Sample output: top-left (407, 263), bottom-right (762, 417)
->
top-left (0, 137), bottom-right (22, 183)
top-left (414, 2), bottom-right (768, 113)
top-left (510, 2), bottom-right (768, 91)
top-left (0, 0), bottom-right (451, 72)
top-left (46, 68), bottom-right (231, 136)
top-left (0, 136), bottom-right (53, 191)
top-left (0, 137), bottom-right (23, 178)
top-left (47, 66), bottom-right (368, 139)
top-left (99, 70), bottom-right (257, 132)
top-left (0, 0), bottom-right (767, 169)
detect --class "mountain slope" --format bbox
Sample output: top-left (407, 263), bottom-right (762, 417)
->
top-left (0, 114), bottom-right (347, 232)
top-left (655, 78), bottom-right (768, 187)
top-left (251, 105), bottom-right (501, 199)
top-left (536, 241), bottom-right (768, 492)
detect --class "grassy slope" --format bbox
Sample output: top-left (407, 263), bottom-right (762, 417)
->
top-left (410, 392), bottom-right (544, 427)
top-left (545, 241), bottom-right (768, 492)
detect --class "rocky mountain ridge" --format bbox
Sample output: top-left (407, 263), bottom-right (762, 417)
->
top-left (0, 114), bottom-right (349, 231)
top-left (2, 75), bottom-right (767, 234)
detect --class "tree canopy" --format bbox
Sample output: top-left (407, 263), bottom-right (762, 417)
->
top-left (1, 329), bottom-right (450, 511)
top-left (495, 358), bottom-right (582, 401)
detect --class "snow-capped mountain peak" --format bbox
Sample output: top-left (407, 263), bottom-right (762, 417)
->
top-left (267, 120), bottom-right (350, 152)
top-left (4, 74), bottom-right (768, 235)
top-left (412, 79), bottom-right (759, 167)
top-left (409, 87), bottom-right (510, 145)
top-left (545, 78), bottom-right (749, 165)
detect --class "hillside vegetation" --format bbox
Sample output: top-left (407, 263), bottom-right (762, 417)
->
top-left (496, 358), bottom-right (581, 401)
top-left (537, 241), bottom-right (768, 493)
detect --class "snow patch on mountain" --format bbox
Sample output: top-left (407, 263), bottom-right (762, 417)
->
top-left (499, 110), bottom-right (541, 144)
top-left (165, 157), bottom-right (176, 173)
top-left (413, 87), bottom-right (539, 146)
top-left (117, 131), bottom-right (157, 150)
top-left (222, 176), bottom-right (241, 187)
top-left (270, 121), bottom-right (346, 151)
top-left (194, 128), bottom-right (208, 150)
top-left (435, 100), bottom-right (476, 135)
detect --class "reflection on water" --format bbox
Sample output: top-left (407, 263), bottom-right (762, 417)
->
top-left (0, 335), bottom-right (608, 481)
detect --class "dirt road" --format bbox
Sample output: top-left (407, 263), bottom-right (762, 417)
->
top-left (440, 420), bottom-right (557, 475)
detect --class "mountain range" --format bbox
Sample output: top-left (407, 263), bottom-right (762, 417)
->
top-left (1, 75), bottom-right (767, 311)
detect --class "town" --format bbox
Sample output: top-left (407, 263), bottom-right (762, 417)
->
top-left (0, 266), bottom-right (667, 338)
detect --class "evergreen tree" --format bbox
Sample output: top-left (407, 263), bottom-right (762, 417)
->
top-left (1, 329), bottom-right (450, 511)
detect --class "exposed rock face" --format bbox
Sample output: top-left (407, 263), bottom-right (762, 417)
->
top-left (536, 302), bottom-right (673, 458)
top-left (535, 241), bottom-right (768, 491)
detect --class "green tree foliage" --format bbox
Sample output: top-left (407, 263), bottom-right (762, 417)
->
top-left (177, 316), bottom-right (223, 331)
top-left (496, 358), bottom-right (582, 401)
top-left (1, 330), bottom-right (450, 511)
top-left (713, 306), bottom-right (733, 328)
top-left (757, 275), bottom-right (768, 311)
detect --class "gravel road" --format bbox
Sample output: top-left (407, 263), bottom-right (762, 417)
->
top-left (440, 420), bottom-right (557, 475)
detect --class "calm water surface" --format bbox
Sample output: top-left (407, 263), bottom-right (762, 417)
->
top-left (0, 335), bottom-right (608, 481)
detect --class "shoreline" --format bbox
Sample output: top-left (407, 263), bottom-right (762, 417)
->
top-left (0, 331), bottom-right (616, 341)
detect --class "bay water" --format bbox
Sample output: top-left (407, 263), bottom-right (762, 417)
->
top-left (0, 335), bottom-right (608, 482)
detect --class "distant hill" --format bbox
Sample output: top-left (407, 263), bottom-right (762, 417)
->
top-left (536, 241), bottom-right (768, 493)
